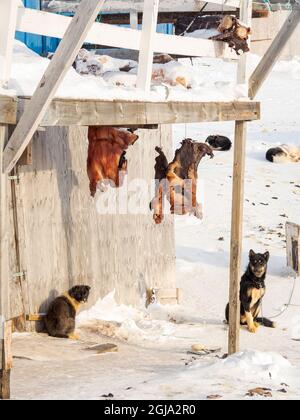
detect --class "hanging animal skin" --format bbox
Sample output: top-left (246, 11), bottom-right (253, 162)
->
top-left (151, 139), bottom-right (214, 224)
top-left (87, 127), bottom-right (139, 197)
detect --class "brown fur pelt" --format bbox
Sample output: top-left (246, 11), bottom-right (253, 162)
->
top-left (151, 139), bottom-right (214, 224)
top-left (87, 127), bottom-right (139, 197)
top-left (175, 15), bottom-right (251, 55)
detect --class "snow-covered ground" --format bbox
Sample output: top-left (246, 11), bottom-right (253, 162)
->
top-left (7, 46), bottom-right (300, 400)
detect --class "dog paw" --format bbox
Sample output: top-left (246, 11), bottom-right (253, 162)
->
top-left (254, 322), bottom-right (260, 329)
top-left (248, 325), bottom-right (257, 334)
top-left (68, 332), bottom-right (80, 340)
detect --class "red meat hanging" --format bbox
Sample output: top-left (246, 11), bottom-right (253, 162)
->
top-left (151, 139), bottom-right (214, 224)
top-left (87, 127), bottom-right (139, 197)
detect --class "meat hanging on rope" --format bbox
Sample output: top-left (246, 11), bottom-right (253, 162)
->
top-left (175, 15), bottom-right (251, 55)
top-left (151, 139), bottom-right (214, 224)
top-left (87, 127), bottom-right (139, 197)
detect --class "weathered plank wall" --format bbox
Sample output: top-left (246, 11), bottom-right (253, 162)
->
top-left (9, 125), bottom-right (175, 317)
top-left (252, 11), bottom-right (300, 58)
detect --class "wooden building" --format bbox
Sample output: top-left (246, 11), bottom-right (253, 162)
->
top-left (1, 0), bottom-right (299, 399)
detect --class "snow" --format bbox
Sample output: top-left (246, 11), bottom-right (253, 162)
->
top-left (1, 40), bottom-right (255, 102)
top-left (5, 41), bottom-right (300, 400)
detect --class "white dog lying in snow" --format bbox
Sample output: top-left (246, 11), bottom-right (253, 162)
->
top-left (266, 145), bottom-right (300, 163)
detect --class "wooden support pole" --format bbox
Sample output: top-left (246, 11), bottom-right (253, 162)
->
top-left (228, 1), bottom-right (252, 356)
top-left (249, 7), bottom-right (300, 99)
top-left (130, 11), bottom-right (139, 30)
top-left (3, 0), bottom-right (106, 174)
top-left (228, 121), bottom-right (247, 355)
top-left (136, 0), bottom-right (160, 92)
top-left (0, 125), bottom-right (11, 400)
top-left (0, 320), bottom-right (13, 400)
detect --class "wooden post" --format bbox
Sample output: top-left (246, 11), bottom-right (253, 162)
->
top-left (130, 10), bottom-right (139, 30)
top-left (237, 0), bottom-right (252, 85)
top-left (228, 0), bottom-right (252, 355)
top-left (228, 121), bottom-right (247, 355)
top-left (0, 320), bottom-right (13, 400)
top-left (249, 8), bottom-right (300, 99)
top-left (0, 125), bottom-right (11, 400)
top-left (136, 0), bottom-right (160, 92)
top-left (0, 0), bottom-right (19, 88)
top-left (3, 0), bottom-right (106, 174)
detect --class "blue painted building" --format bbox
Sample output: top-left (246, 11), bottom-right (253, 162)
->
top-left (16, 0), bottom-right (173, 56)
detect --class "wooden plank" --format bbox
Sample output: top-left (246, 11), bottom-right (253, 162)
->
top-left (12, 98), bottom-right (259, 127)
top-left (228, 120), bottom-right (247, 355)
top-left (137, 0), bottom-right (160, 92)
top-left (15, 7), bottom-right (238, 60)
top-left (15, 125), bottom-right (176, 312)
top-left (0, 127), bottom-right (10, 322)
top-left (286, 222), bottom-right (300, 276)
top-left (237, 0), bottom-right (252, 85)
top-left (44, 0), bottom-right (240, 13)
top-left (26, 314), bottom-right (46, 322)
top-left (0, 96), bottom-right (17, 125)
top-left (3, 0), bottom-right (106, 174)
top-left (130, 11), bottom-right (139, 30)
top-left (0, 0), bottom-right (19, 88)
top-left (249, 8), bottom-right (300, 99)
top-left (0, 320), bottom-right (12, 400)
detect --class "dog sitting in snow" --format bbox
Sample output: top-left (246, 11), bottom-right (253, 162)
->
top-left (45, 285), bottom-right (91, 339)
top-left (226, 250), bottom-right (275, 333)
top-left (266, 145), bottom-right (300, 163)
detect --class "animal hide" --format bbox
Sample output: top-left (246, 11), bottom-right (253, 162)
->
top-left (87, 127), bottom-right (139, 197)
top-left (151, 139), bottom-right (214, 224)
top-left (175, 15), bottom-right (251, 55)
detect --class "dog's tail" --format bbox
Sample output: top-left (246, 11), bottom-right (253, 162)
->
top-left (256, 317), bottom-right (276, 328)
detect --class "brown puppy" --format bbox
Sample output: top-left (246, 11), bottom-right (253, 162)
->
top-left (45, 285), bottom-right (91, 339)
top-left (87, 127), bottom-right (139, 197)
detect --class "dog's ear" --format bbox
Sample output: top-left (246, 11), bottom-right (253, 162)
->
top-left (264, 251), bottom-right (270, 262)
top-left (249, 249), bottom-right (255, 259)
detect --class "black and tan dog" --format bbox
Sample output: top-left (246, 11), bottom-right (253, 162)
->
top-left (45, 285), bottom-right (91, 339)
top-left (226, 250), bottom-right (275, 333)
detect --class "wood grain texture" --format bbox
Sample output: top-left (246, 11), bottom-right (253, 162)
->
top-left (4, 0), bottom-right (106, 173)
top-left (44, 0), bottom-right (240, 13)
top-left (249, 8), bottom-right (300, 99)
top-left (16, 7), bottom-right (238, 60)
top-left (11, 98), bottom-right (260, 127)
top-left (9, 125), bottom-right (176, 317)
top-left (228, 120), bottom-right (247, 355)
top-left (0, 96), bottom-right (17, 125)
top-left (0, 127), bottom-right (10, 321)
top-left (286, 222), bottom-right (300, 276)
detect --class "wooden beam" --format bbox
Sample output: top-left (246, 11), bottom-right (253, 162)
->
top-left (0, 320), bottom-right (13, 400)
top-left (249, 8), bottom-right (300, 99)
top-left (16, 7), bottom-right (238, 60)
top-left (44, 0), bottom-right (240, 13)
top-left (227, 0), bottom-right (252, 356)
top-left (3, 0), bottom-right (106, 174)
top-left (228, 121), bottom-right (247, 355)
top-left (12, 98), bottom-right (259, 127)
top-left (0, 0), bottom-right (19, 88)
top-left (0, 127), bottom-right (11, 400)
top-left (237, 0), bottom-right (252, 85)
top-left (137, 0), bottom-right (160, 92)
top-left (130, 11), bottom-right (139, 29)
top-left (0, 96), bottom-right (17, 125)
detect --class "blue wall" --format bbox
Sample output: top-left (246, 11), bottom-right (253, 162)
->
top-left (16, 1), bottom-right (173, 56)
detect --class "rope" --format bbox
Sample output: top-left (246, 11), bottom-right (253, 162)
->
top-left (179, 2), bottom-right (208, 36)
top-left (261, 274), bottom-right (298, 321)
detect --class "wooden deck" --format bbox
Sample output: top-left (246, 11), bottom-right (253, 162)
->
top-left (0, 96), bottom-right (260, 126)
